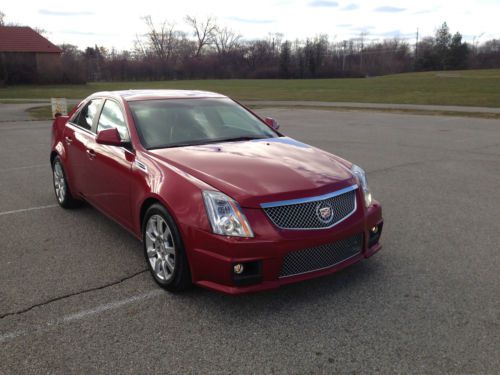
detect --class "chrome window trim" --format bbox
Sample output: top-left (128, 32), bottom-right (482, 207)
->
top-left (66, 121), bottom-right (96, 135)
top-left (260, 184), bottom-right (358, 231)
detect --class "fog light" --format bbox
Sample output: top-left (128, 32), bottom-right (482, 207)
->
top-left (368, 223), bottom-right (383, 248)
top-left (233, 264), bottom-right (244, 274)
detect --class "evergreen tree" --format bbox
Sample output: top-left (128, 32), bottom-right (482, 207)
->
top-left (279, 41), bottom-right (292, 78)
top-left (435, 22), bottom-right (452, 69)
top-left (448, 32), bottom-right (469, 69)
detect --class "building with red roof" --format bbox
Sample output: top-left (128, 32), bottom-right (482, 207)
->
top-left (0, 26), bottom-right (62, 84)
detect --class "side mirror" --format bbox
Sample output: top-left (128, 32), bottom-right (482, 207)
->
top-left (96, 128), bottom-right (122, 146)
top-left (264, 117), bottom-right (280, 131)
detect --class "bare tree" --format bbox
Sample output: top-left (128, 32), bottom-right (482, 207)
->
top-left (267, 33), bottom-right (284, 55)
top-left (33, 27), bottom-right (47, 36)
top-left (142, 15), bottom-right (178, 62)
top-left (213, 26), bottom-right (241, 55)
top-left (133, 34), bottom-right (147, 57)
top-left (185, 15), bottom-right (217, 57)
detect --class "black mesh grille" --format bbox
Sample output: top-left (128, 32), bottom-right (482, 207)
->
top-left (280, 233), bottom-right (363, 277)
top-left (263, 189), bottom-right (356, 229)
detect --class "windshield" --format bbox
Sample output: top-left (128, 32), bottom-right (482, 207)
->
top-left (128, 98), bottom-right (278, 149)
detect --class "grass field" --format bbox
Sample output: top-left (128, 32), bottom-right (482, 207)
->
top-left (2, 69), bottom-right (500, 108)
top-left (27, 103), bottom-right (500, 121)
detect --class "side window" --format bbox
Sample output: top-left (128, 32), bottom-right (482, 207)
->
top-left (73, 99), bottom-right (102, 131)
top-left (97, 100), bottom-right (129, 140)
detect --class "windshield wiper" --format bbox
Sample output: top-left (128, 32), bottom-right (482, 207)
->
top-left (209, 136), bottom-right (269, 143)
top-left (147, 136), bottom-right (270, 150)
top-left (148, 140), bottom-right (210, 150)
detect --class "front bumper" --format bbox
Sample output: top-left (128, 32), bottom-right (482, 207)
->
top-left (183, 197), bottom-right (383, 295)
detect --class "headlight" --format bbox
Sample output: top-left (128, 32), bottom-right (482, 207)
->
top-left (203, 191), bottom-right (254, 237)
top-left (351, 164), bottom-right (373, 207)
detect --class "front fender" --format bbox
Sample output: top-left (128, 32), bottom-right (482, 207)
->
top-left (130, 151), bottom-right (214, 240)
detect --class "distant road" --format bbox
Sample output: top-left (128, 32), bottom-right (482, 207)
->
top-left (2, 99), bottom-right (500, 123)
top-left (0, 103), bottom-right (39, 122)
top-left (244, 100), bottom-right (500, 114)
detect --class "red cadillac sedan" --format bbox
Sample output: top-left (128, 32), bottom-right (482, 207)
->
top-left (50, 90), bottom-right (383, 294)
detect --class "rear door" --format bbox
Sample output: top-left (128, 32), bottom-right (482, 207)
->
top-left (63, 99), bottom-right (103, 196)
top-left (84, 99), bottom-right (135, 227)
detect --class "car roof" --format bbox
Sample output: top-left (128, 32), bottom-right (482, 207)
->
top-left (92, 89), bottom-right (227, 102)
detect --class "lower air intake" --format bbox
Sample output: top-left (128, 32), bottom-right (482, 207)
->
top-left (280, 233), bottom-right (363, 278)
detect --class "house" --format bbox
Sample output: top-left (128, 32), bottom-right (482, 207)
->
top-left (0, 26), bottom-right (62, 84)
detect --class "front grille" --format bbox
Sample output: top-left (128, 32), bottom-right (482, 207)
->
top-left (280, 233), bottom-right (363, 277)
top-left (262, 187), bottom-right (357, 230)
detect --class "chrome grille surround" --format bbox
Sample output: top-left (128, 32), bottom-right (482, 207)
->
top-left (261, 185), bottom-right (358, 230)
top-left (279, 233), bottom-right (363, 278)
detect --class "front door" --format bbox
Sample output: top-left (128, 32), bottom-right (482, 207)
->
top-left (84, 99), bottom-right (134, 228)
top-left (63, 99), bottom-right (103, 196)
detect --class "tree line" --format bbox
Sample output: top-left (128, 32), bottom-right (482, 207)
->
top-left (3, 11), bottom-right (500, 82)
top-left (61, 19), bottom-right (500, 83)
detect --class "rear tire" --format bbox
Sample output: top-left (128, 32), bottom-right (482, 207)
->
top-left (52, 156), bottom-right (82, 209)
top-left (143, 203), bottom-right (192, 292)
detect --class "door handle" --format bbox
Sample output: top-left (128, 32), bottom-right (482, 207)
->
top-left (64, 136), bottom-right (73, 145)
top-left (86, 148), bottom-right (96, 159)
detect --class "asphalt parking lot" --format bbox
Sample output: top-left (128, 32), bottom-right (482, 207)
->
top-left (0, 107), bottom-right (499, 374)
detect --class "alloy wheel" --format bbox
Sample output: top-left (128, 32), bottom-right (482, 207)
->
top-left (145, 214), bottom-right (176, 282)
top-left (53, 161), bottom-right (66, 203)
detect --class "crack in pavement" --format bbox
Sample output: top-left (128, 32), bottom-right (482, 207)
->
top-left (0, 269), bottom-right (148, 319)
top-left (0, 288), bottom-right (163, 344)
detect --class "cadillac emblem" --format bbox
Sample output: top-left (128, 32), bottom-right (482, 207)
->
top-left (316, 202), bottom-right (334, 224)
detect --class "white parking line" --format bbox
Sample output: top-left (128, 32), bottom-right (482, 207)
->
top-left (0, 204), bottom-right (58, 217)
top-left (0, 124), bottom-right (50, 130)
top-left (0, 290), bottom-right (163, 343)
top-left (0, 164), bottom-right (47, 173)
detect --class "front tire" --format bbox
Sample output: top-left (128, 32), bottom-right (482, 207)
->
top-left (52, 156), bottom-right (81, 209)
top-left (143, 204), bottom-right (192, 292)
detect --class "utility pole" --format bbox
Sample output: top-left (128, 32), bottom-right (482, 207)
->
top-left (359, 32), bottom-right (366, 74)
top-left (415, 28), bottom-right (419, 59)
top-left (473, 32), bottom-right (485, 55)
top-left (415, 28), bottom-right (419, 70)
top-left (342, 40), bottom-right (347, 72)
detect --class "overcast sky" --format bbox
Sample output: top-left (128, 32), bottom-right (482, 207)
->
top-left (2, 0), bottom-right (499, 50)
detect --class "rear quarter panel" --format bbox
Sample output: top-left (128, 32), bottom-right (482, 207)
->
top-left (50, 99), bottom-right (83, 160)
top-left (51, 115), bottom-right (69, 162)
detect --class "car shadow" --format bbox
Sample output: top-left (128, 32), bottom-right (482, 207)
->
top-left (164, 258), bottom-right (384, 322)
top-left (72, 204), bottom-right (385, 321)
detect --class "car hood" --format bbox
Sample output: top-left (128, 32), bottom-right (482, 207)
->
top-left (149, 137), bottom-right (356, 208)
